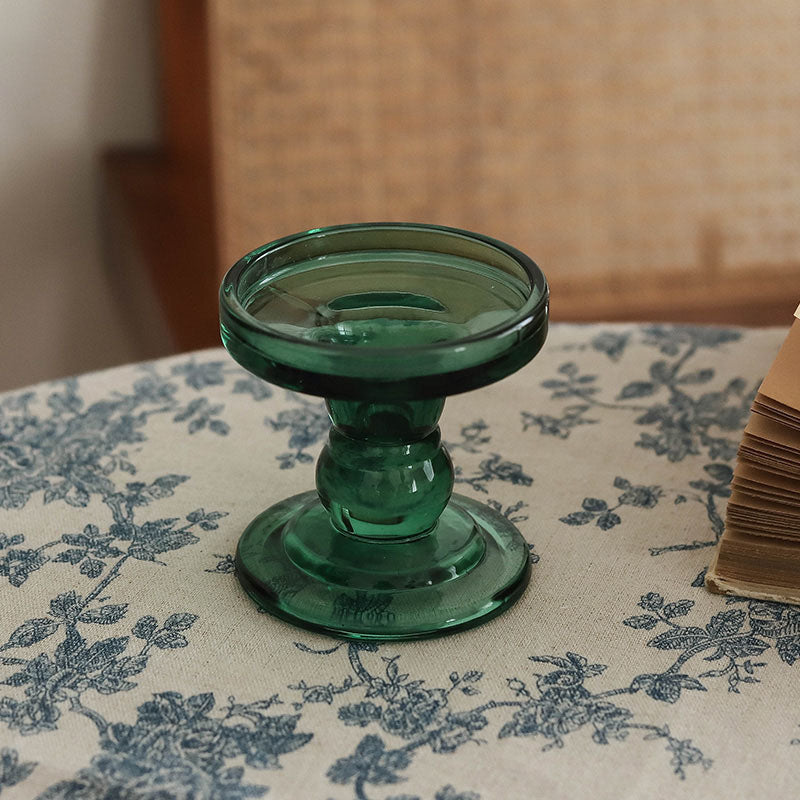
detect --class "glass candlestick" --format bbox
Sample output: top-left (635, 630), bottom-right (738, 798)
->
top-left (220, 223), bottom-right (549, 639)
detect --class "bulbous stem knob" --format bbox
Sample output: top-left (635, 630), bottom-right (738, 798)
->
top-left (316, 397), bottom-right (453, 540)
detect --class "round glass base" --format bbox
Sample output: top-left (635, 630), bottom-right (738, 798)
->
top-left (235, 491), bottom-right (531, 640)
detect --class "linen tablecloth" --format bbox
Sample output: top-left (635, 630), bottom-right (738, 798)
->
top-left (1, 323), bottom-right (797, 799)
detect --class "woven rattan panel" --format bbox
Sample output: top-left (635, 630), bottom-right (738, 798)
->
top-left (208, 1), bottom-right (800, 311)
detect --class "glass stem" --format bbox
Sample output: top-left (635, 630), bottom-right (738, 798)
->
top-left (316, 397), bottom-right (454, 541)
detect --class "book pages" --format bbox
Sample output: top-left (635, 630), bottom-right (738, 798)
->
top-left (707, 315), bottom-right (800, 604)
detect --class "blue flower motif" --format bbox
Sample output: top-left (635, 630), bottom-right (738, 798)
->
top-left (641, 325), bottom-right (741, 356)
top-left (171, 359), bottom-right (227, 390)
top-left (435, 787), bottom-right (481, 800)
top-left (445, 420), bottom-right (491, 453)
top-left (559, 477), bottom-right (663, 532)
top-left (266, 399), bottom-right (330, 469)
top-left (132, 373), bottom-right (177, 404)
top-left (206, 553), bottom-right (236, 574)
top-left (591, 331), bottom-right (630, 361)
top-left (233, 375), bottom-right (273, 401)
top-left (455, 454), bottom-right (532, 494)
top-left (380, 686), bottom-right (448, 739)
top-left (615, 477), bottom-right (663, 508)
top-left (521, 405), bottom-right (598, 439)
top-left (41, 692), bottom-right (311, 799)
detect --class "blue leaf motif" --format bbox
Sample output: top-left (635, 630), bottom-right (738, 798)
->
top-left (127, 519), bottom-right (199, 562)
top-left (623, 615), bottom-right (660, 630)
top-left (83, 637), bottom-right (129, 673)
top-left (718, 636), bottom-right (770, 660)
top-left (164, 613), bottom-right (198, 631)
top-left (1, 672), bottom-right (30, 687)
top-left (559, 511), bottom-right (594, 526)
top-left (647, 628), bottom-right (711, 651)
top-left (3, 618), bottom-right (59, 649)
top-left (0, 546), bottom-right (47, 587)
top-left (582, 498), bottom-right (607, 512)
top-left (703, 463), bottom-right (733, 484)
top-left (631, 673), bottom-right (706, 704)
top-left (618, 381), bottom-right (657, 400)
top-left (145, 475), bottom-right (189, 499)
top-left (185, 692), bottom-right (215, 716)
top-left (327, 734), bottom-right (412, 787)
top-left (173, 398), bottom-right (204, 423)
top-left (54, 627), bottom-right (87, 670)
top-left (78, 604), bottom-right (128, 626)
top-left (649, 360), bottom-right (673, 384)
top-left (676, 369), bottom-right (714, 385)
top-left (338, 701), bottom-right (383, 727)
top-left (596, 511), bottom-right (621, 531)
top-left (691, 569), bottom-right (708, 587)
top-left (188, 417), bottom-right (206, 434)
top-left (55, 550), bottom-right (87, 566)
top-left (0, 748), bottom-right (36, 792)
top-left (705, 610), bottom-right (745, 638)
top-left (132, 616), bottom-right (158, 640)
top-left (151, 630), bottom-right (189, 650)
top-left (208, 419), bottom-right (230, 436)
top-left (662, 600), bottom-right (694, 619)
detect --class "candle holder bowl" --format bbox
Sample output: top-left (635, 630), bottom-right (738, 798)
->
top-left (220, 223), bottom-right (549, 639)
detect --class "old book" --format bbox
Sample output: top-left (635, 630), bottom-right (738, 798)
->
top-left (706, 305), bottom-right (800, 605)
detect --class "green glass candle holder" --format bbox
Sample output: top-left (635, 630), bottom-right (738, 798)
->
top-left (220, 223), bottom-right (549, 639)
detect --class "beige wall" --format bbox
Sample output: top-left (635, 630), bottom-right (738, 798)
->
top-left (0, 0), bottom-right (161, 392)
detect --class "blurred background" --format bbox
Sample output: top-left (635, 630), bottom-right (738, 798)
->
top-left (2, 0), bottom-right (799, 392)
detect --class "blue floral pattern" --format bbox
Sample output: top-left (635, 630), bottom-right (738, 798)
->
top-left (287, 639), bottom-right (712, 787)
top-left (527, 327), bottom-right (756, 556)
top-left (265, 395), bottom-right (330, 469)
top-left (0, 326), bottom-right (798, 798)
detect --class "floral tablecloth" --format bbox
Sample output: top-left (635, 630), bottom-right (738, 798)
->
top-left (1, 323), bottom-right (798, 799)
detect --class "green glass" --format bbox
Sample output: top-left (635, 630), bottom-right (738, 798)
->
top-left (220, 223), bottom-right (549, 639)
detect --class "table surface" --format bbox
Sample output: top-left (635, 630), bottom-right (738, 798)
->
top-left (1, 323), bottom-right (797, 800)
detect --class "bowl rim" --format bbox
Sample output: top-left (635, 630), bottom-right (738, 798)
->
top-left (219, 222), bottom-right (549, 360)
